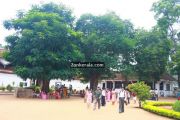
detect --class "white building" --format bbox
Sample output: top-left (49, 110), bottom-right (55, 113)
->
top-left (155, 73), bottom-right (178, 97)
top-left (100, 73), bottom-right (178, 97)
top-left (0, 73), bottom-right (89, 90)
top-left (100, 74), bottom-right (137, 89)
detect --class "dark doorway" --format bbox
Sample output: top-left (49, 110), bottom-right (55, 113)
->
top-left (115, 81), bottom-right (122, 88)
top-left (102, 83), bottom-right (105, 89)
top-left (107, 81), bottom-right (113, 89)
top-left (160, 82), bottom-right (164, 90)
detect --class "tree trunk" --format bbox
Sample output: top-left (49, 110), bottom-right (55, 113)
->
top-left (90, 74), bottom-right (99, 91)
top-left (32, 79), bottom-right (36, 85)
top-left (36, 80), bottom-right (42, 86)
top-left (139, 101), bottom-right (142, 108)
top-left (124, 75), bottom-right (129, 88)
top-left (90, 78), bottom-right (98, 91)
top-left (42, 80), bottom-right (50, 94)
top-left (178, 72), bottom-right (180, 88)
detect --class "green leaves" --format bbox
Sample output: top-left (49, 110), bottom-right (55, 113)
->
top-left (128, 82), bottom-right (151, 101)
top-left (134, 29), bottom-right (172, 82)
top-left (4, 3), bottom-right (82, 81)
top-left (76, 12), bottom-right (135, 83)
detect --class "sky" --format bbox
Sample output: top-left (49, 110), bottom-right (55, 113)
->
top-left (0, 0), bottom-right (158, 45)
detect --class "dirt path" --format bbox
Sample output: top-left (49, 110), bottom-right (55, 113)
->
top-left (0, 95), bottom-right (175, 120)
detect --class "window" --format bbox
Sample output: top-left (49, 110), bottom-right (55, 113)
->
top-left (160, 82), bottom-right (164, 90)
top-left (166, 84), bottom-right (170, 91)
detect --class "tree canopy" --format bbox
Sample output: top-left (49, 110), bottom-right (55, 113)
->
top-left (134, 29), bottom-right (172, 83)
top-left (152, 0), bottom-right (180, 87)
top-left (75, 12), bottom-right (136, 90)
top-left (4, 3), bottom-right (82, 93)
top-left (3, 1), bottom-right (180, 92)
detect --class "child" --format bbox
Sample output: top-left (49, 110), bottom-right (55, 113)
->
top-left (86, 89), bottom-right (92, 109)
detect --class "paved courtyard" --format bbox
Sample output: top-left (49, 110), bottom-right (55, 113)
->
top-left (0, 95), bottom-right (175, 120)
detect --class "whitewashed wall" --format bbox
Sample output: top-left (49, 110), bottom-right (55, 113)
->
top-left (0, 73), bottom-right (90, 90)
top-left (155, 79), bottom-right (178, 97)
top-left (0, 73), bottom-right (30, 87)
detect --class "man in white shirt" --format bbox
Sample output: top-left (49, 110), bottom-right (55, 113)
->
top-left (118, 88), bottom-right (125, 113)
top-left (155, 89), bottom-right (158, 101)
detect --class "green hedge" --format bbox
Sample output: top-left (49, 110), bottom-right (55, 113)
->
top-left (0, 86), bottom-right (6, 91)
top-left (144, 101), bottom-right (174, 106)
top-left (142, 101), bottom-right (180, 119)
top-left (173, 101), bottom-right (180, 112)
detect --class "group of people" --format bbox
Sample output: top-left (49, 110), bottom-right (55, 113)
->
top-left (53, 84), bottom-right (73, 99)
top-left (33, 84), bottom-right (72, 99)
top-left (84, 87), bottom-right (137, 113)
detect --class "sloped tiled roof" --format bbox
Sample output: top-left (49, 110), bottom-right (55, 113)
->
top-left (161, 73), bottom-right (176, 81)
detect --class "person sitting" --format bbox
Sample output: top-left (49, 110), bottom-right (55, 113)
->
top-left (55, 91), bottom-right (60, 99)
top-left (67, 89), bottom-right (70, 98)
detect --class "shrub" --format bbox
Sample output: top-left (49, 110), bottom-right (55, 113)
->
top-left (49, 86), bottom-right (55, 93)
top-left (142, 101), bottom-right (180, 119)
top-left (0, 86), bottom-right (6, 91)
top-left (34, 86), bottom-right (41, 93)
top-left (173, 101), bottom-right (180, 112)
top-left (128, 82), bottom-right (151, 107)
top-left (6, 84), bottom-right (13, 92)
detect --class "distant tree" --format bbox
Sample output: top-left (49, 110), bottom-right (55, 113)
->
top-left (4, 3), bottom-right (82, 93)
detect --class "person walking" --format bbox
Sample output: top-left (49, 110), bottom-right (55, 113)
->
top-left (101, 88), bottom-right (106, 106)
top-left (118, 88), bottom-right (126, 113)
top-left (124, 89), bottom-right (128, 105)
top-left (86, 89), bottom-right (93, 109)
top-left (93, 87), bottom-right (102, 110)
top-left (132, 92), bottom-right (137, 104)
top-left (126, 90), bottom-right (131, 104)
top-left (155, 89), bottom-right (159, 101)
top-left (111, 89), bottom-right (116, 105)
top-left (84, 87), bottom-right (88, 103)
top-left (107, 89), bottom-right (111, 102)
top-left (69, 84), bottom-right (72, 95)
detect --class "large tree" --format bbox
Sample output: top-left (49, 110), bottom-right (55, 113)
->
top-left (134, 29), bottom-right (172, 87)
top-left (152, 0), bottom-right (180, 87)
top-left (76, 12), bottom-right (135, 90)
top-left (171, 45), bottom-right (180, 87)
top-left (4, 3), bottom-right (82, 93)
